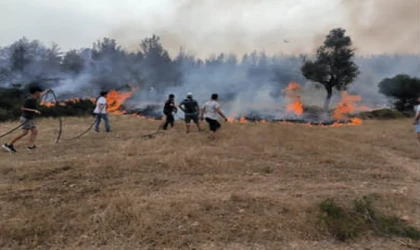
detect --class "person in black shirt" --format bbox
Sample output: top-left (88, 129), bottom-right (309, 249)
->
top-left (178, 93), bottom-right (202, 133)
top-left (162, 94), bottom-right (177, 130)
top-left (3, 85), bottom-right (50, 153)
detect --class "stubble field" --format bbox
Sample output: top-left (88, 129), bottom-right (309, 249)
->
top-left (0, 116), bottom-right (419, 249)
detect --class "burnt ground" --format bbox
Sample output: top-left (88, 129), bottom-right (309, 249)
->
top-left (0, 116), bottom-right (419, 249)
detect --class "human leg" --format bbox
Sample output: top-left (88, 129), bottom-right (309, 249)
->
top-left (94, 114), bottom-right (101, 132)
top-left (28, 127), bottom-right (38, 147)
top-left (103, 114), bottom-right (111, 132)
top-left (185, 115), bottom-right (192, 133)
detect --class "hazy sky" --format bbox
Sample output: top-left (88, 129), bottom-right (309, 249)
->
top-left (0, 0), bottom-right (419, 57)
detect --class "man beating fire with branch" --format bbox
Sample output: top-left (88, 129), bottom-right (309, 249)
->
top-left (3, 86), bottom-right (50, 153)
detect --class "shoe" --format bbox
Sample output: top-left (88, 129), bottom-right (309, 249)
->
top-left (3, 144), bottom-right (17, 153)
top-left (27, 145), bottom-right (37, 151)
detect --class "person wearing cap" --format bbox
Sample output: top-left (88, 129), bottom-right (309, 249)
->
top-left (178, 93), bottom-right (202, 133)
top-left (162, 94), bottom-right (177, 130)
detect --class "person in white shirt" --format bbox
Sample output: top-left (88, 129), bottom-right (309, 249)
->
top-left (94, 91), bottom-right (111, 133)
top-left (413, 97), bottom-right (420, 143)
top-left (200, 93), bottom-right (228, 139)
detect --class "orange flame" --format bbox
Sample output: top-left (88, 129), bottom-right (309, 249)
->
top-left (284, 82), bottom-right (304, 115)
top-left (39, 101), bottom-right (55, 107)
top-left (106, 88), bottom-right (136, 114)
top-left (333, 91), bottom-right (362, 120)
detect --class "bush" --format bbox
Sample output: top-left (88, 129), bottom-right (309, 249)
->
top-left (319, 196), bottom-right (420, 241)
top-left (357, 109), bottom-right (406, 120)
top-left (0, 87), bottom-right (95, 121)
top-left (378, 74), bottom-right (420, 112)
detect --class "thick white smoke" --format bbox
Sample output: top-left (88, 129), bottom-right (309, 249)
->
top-left (0, 0), bottom-right (419, 119)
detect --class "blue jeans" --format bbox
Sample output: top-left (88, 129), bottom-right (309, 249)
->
top-left (95, 114), bottom-right (111, 132)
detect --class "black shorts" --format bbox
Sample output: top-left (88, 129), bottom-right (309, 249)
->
top-left (185, 114), bottom-right (199, 124)
top-left (205, 118), bottom-right (221, 132)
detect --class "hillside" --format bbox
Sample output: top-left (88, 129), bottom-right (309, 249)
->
top-left (0, 116), bottom-right (419, 249)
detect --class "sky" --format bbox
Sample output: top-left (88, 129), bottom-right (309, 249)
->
top-left (0, 0), bottom-right (419, 57)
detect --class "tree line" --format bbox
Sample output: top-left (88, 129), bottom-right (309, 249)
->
top-left (0, 29), bottom-right (419, 121)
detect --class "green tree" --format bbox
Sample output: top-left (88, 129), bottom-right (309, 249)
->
top-left (378, 74), bottom-right (420, 112)
top-left (301, 28), bottom-right (359, 111)
top-left (140, 35), bottom-right (180, 90)
top-left (61, 50), bottom-right (85, 75)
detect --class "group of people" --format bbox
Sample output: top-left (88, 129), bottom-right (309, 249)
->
top-left (162, 92), bottom-right (228, 138)
top-left (2, 87), bottom-right (228, 153)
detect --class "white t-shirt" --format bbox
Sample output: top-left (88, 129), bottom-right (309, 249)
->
top-left (415, 105), bottom-right (420, 124)
top-left (94, 97), bottom-right (107, 114)
top-left (416, 105), bottom-right (420, 114)
top-left (203, 100), bottom-right (221, 120)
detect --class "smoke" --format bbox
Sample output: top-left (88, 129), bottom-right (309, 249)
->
top-left (341, 0), bottom-right (420, 54)
top-left (0, 0), bottom-right (419, 120)
top-left (110, 0), bottom-right (420, 57)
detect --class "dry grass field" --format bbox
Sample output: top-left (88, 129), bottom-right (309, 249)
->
top-left (0, 115), bottom-right (420, 250)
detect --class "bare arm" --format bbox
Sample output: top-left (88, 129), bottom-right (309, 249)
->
top-left (98, 103), bottom-right (105, 112)
top-left (414, 112), bottom-right (420, 124)
top-left (199, 107), bottom-right (205, 119)
top-left (216, 107), bottom-right (228, 121)
top-left (178, 104), bottom-right (186, 112)
top-left (40, 89), bottom-right (51, 97)
top-left (21, 107), bottom-right (40, 114)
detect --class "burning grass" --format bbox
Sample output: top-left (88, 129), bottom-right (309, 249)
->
top-left (0, 117), bottom-right (419, 249)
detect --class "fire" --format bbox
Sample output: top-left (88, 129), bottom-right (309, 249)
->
top-left (350, 117), bottom-right (363, 125)
top-left (39, 101), bottom-right (55, 107)
top-left (106, 88), bottom-right (136, 114)
top-left (333, 91), bottom-right (362, 120)
top-left (284, 82), bottom-right (304, 115)
top-left (40, 97), bottom-right (95, 108)
top-left (40, 86), bottom-right (137, 115)
top-left (226, 116), bottom-right (248, 123)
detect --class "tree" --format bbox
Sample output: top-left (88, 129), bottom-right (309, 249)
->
top-left (61, 50), bottom-right (85, 75)
top-left (140, 35), bottom-right (180, 90)
top-left (301, 28), bottom-right (359, 111)
top-left (9, 38), bottom-right (33, 73)
top-left (378, 74), bottom-right (420, 112)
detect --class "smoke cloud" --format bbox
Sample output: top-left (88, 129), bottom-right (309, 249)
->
top-left (0, 0), bottom-right (419, 120)
top-left (110, 0), bottom-right (420, 57)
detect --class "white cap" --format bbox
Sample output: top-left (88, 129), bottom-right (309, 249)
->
top-left (187, 92), bottom-right (193, 97)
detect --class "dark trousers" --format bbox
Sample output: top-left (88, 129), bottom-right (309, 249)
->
top-left (95, 114), bottom-right (111, 132)
top-left (163, 113), bottom-right (174, 130)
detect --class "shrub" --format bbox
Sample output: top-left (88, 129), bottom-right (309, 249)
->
top-left (319, 196), bottom-right (420, 241)
top-left (357, 109), bottom-right (405, 120)
top-left (378, 74), bottom-right (420, 112)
